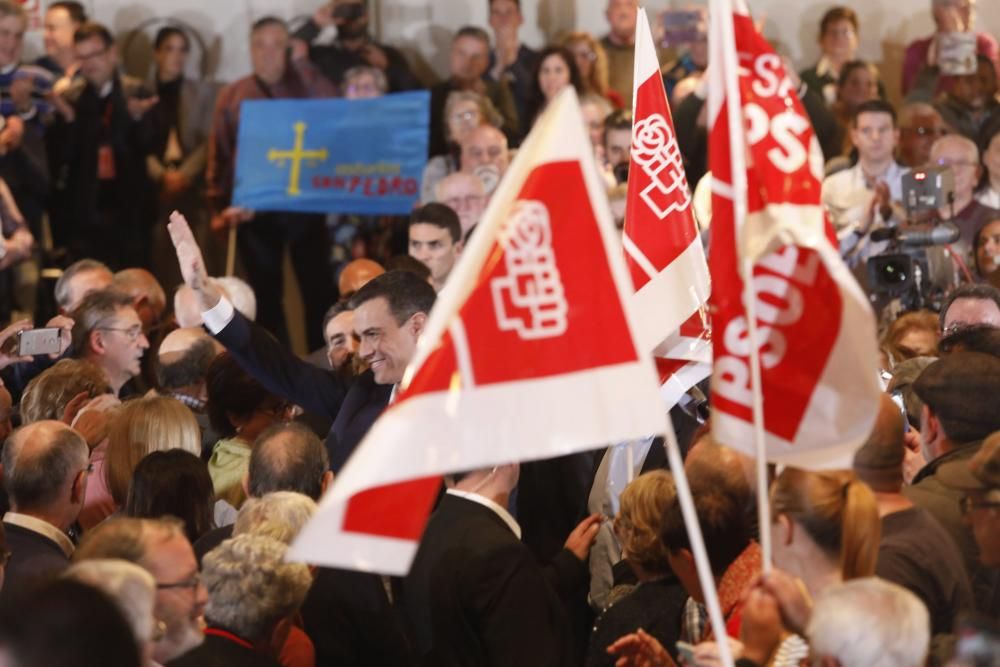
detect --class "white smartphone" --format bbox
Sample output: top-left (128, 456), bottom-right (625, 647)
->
top-left (17, 328), bottom-right (62, 356)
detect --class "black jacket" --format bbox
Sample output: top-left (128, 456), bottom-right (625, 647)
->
top-left (212, 309), bottom-right (391, 471)
top-left (402, 493), bottom-right (586, 667)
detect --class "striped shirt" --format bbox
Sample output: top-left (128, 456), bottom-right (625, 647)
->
top-left (0, 62), bottom-right (55, 122)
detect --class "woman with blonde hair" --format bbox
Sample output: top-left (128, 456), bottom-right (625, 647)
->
top-left (560, 31), bottom-right (623, 109)
top-left (87, 396), bottom-right (201, 529)
top-left (881, 309), bottom-right (940, 366)
top-left (763, 468), bottom-right (881, 665)
top-left (585, 470), bottom-right (688, 667)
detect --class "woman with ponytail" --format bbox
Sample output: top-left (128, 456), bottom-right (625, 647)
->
top-left (763, 468), bottom-right (881, 666)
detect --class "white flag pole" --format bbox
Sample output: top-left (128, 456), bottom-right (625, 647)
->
top-left (663, 424), bottom-right (735, 667)
top-left (710, 0), bottom-right (773, 570)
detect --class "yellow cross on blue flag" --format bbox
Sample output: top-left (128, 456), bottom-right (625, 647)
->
top-left (233, 91), bottom-right (429, 215)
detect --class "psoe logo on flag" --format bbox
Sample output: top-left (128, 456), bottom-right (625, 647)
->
top-left (490, 200), bottom-right (568, 340)
top-left (630, 113), bottom-right (691, 220)
top-left (267, 121), bottom-right (329, 196)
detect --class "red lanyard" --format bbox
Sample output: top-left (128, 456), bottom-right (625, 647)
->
top-left (204, 627), bottom-right (254, 650)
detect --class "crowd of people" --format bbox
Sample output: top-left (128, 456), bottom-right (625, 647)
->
top-left (0, 0), bottom-right (997, 665)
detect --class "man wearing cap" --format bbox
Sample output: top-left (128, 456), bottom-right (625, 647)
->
top-left (854, 394), bottom-right (974, 635)
top-left (905, 350), bottom-right (1000, 614)
top-left (940, 431), bottom-right (1000, 617)
top-left (938, 433), bottom-right (1000, 618)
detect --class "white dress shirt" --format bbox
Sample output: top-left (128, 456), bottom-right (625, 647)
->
top-left (445, 488), bottom-right (521, 539)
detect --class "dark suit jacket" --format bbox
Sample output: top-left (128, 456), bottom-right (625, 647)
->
top-left (0, 521), bottom-right (71, 610)
top-left (167, 631), bottom-right (279, 667)
top-left (402, 493), bottom-right (585, 667)
top-left (212, 309), bottom-right (391, 471)
top-left (301, 567), bottom-right (414, 667)
top-left (48, 74), bottom-right (153, 253)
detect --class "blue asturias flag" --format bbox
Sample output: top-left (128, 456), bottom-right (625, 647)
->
top-left (232, 91), bottom-right (430, 215)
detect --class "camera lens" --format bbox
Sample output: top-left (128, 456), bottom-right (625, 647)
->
top-left (880, 258), bottom-right (909, 285)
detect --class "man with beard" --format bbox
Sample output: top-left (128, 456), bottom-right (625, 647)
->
top-left (75, 517), bottom-right (208, 664)
top-left (292, 0), bottom-right (420, 92)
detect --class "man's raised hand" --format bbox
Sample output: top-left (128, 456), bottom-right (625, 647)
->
top-left (168, 211), bottom-right (221, 310)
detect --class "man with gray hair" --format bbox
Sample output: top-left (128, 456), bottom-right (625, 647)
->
top-left (808, 578), bottom-right (930, 667)
top-left (927, 133), bottom-right (1000, 264)
top-left (54, 258), bottom-right (113, 314)
top-left (70, 287), bottom-right (149, 397)
top-left (74, 517), bottom-right (207, 664)
top-left (172, 533), bottom-right (311, 667)
top-left (0, 421), bottom-right (89, 609)
top-left (157, 327), bottom-right (223, 457)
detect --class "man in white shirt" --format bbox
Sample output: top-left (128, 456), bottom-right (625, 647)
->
top-left (822, 99), bottom-right (909, 268)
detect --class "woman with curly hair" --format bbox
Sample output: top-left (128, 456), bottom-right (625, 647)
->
top-left (585, 470), bottom-right (688, 667)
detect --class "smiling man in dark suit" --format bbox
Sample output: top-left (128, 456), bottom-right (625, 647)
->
top-left (168, 212), bottom-right (436, 472)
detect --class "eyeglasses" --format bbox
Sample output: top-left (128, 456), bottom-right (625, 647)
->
top-left (941, 321), bottom-right (983, 338)
top-left (97, 325), bottom-right (144, 342)
top-left (77, 46), bottom-right (109, 62)
top-left (449, 110), bottom-right (479, 125)
top-left (960, 496), bottom-right (1000, 514)
top-left (935, 158), bottom-right (979, 169)
top-left (570, 49), bottom-right (597, 62)
top-left (156, 572), bottom-right (202, 590)
top-left (443, 194), bottom-right (484, 209)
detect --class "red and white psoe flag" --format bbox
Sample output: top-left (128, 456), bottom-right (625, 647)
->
top-left (289, 88), bottom-right (667, 574)
top-left (624, 8), bottom-right (710, 354)
top-left (624, 8), bottom-right (712, 407)
top-left (707, 0), bottom-right (880, 469)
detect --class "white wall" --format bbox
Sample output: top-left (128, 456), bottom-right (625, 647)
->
top-left (27, 0), bottom-right (1000, 98)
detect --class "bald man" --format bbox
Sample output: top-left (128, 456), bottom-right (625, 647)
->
top-left (928, 134), bottom-right (1000, 263)
top-left (174, 278), bottom-right (257, 328)
top-left (337, 258), bottom-right (384, 298)
top-left (157, 327), bottom-right (223, 459)
top-left (436, 172), bottom-right (487, 235)
top-left (853, 393), bottom-right (974, 636)
top-left (0, 421), bottom-right (90, 610)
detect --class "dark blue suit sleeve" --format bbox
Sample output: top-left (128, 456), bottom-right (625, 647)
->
top-left (212, 309), bottom-right (347, 420)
